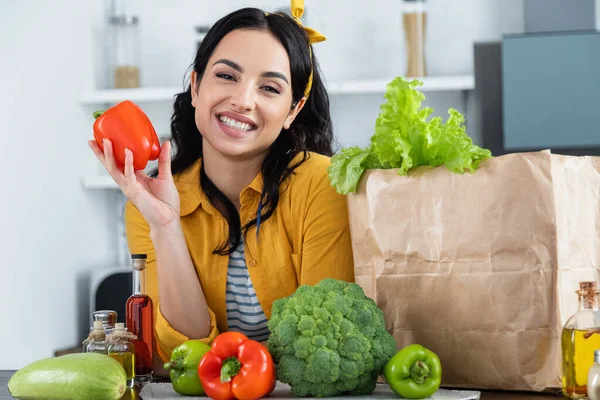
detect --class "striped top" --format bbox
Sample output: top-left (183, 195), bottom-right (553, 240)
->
top-left (225, 236), bottom-right (270, 342)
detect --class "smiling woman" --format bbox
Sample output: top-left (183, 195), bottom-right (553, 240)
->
top-left (193, 28), bottom-right (310, 179)
top-left (88, 0), bottom-right (355, 369)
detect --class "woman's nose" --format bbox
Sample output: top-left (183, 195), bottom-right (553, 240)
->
top-left (230, 82), bottom-right (255, 112)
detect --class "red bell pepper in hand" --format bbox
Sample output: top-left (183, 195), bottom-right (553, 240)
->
top-left (92, 100), bottom-right (160, 171)
top-left (198, 332), bottom-right (275, 400)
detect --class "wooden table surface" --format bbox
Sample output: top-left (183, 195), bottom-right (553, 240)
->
top-left (0, 370), bottom-right (566, 399)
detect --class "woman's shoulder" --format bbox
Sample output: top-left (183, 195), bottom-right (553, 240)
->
top-left (287, 151), bottom-right (338, 194)
top-left (290, 151), bottom-right (331, 178)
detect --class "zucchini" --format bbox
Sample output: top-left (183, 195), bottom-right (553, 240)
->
top-left (8, 352), bottom-right (127, 400)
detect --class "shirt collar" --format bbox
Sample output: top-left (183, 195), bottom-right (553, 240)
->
top-left (176, 159), bottom-right (263, 217)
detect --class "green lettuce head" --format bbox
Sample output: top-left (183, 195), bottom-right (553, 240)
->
top-left (328, 77), bottom-right (492, 194)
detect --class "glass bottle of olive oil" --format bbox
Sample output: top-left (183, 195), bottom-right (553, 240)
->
top-left (562, 281), bottom-right (600, 399)
top-left (82, 320), bottom-right (108, 354)
top-left (107, 323), bottom-right (136, 388)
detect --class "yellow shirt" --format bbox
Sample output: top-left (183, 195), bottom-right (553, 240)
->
top-left (124, 152), bottom-right (355, 361)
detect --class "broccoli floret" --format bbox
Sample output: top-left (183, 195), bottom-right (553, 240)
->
top-left (268, 278), bottom-right (397, 397)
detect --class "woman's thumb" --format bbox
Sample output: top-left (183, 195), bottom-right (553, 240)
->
top-left (157, 141), bottom-right (172, 178)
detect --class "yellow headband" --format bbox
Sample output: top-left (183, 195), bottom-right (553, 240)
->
top-left (291, 0), bottom-right (325, 99)
top-left (267, 1), bottom-right (325, 99)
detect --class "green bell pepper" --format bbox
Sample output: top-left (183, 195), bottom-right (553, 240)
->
top-left (384, 344), bottom-right (442, 399)
top-left (163, 340), bottom-right (212, 396)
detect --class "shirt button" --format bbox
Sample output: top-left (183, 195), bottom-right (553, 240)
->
top-left (249, 259), bottom-right (257, 267)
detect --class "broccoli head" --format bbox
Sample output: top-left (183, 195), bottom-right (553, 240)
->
top-left (267, 278), bottom-right (397, 397)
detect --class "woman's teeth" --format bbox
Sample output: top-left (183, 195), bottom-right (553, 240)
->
top-left (219, 115), bottom-right (254, 131)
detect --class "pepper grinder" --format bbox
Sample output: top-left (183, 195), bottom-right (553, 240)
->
top-left (93, 310), bottom-right (118, 336)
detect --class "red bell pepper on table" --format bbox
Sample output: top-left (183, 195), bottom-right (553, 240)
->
top-left (198, 331), bottom-right (275, 400)
top-left (92, 100), bottom-right (160, 172)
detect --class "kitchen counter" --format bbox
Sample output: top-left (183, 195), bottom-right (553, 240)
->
top-left (0, 370), bottom-right (566, 399)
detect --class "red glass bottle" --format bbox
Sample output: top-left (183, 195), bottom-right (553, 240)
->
top-left (126, 253), bottom-right (154, 386)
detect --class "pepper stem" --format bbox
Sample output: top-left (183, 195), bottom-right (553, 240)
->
top-left (163, 359), bottom-right (182, 371)
top-left (93, 110), bottom-right (105, 119)
top-left (220, 357), bottom-right (241, 383)
top-left (410, 360), bottom-right (430, 384)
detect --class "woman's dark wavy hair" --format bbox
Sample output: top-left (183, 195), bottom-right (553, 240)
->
top-left (162, 7), bottom-right (334, 255)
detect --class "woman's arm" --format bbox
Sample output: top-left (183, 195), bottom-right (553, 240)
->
top-left (125, 202), bottom-right (218, 362)
top-left (297, 159), bottom-right (356, 286)
top-left (149, 220), bottom-right (211, 339)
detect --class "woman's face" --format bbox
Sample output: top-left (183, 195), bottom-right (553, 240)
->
top-left (191, 29), bottom-right (305, 160)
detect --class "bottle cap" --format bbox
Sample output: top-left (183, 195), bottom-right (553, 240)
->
top-left (595, 349), bottom-right (600, 364)
top-left (579, 281), bottom-right (598, 293)
top-left (92, 321), bottom-right (106, 338)
top-left (114, 322), bottom-right (126, 331)
top-left (131, 254), bottom-right (148, 271)
top-left (93, 310), bottom-right (117, 327)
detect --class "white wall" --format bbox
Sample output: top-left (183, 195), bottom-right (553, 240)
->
top-left (0, 0), bottom-right (524, 369)
top-left (0, 0), bottom-right (117, 369)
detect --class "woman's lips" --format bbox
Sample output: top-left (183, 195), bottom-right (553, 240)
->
top-left (216, 114), bottom-right (256, 139)
top-left (218, 110), bottom-right (257, 126)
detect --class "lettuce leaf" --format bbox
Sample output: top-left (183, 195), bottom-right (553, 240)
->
top-left (327, 147), bottom-right (373, 195)
top-left (328, 77), bottom-right (492, 194)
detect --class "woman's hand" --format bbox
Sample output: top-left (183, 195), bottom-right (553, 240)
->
top-left (88, 138), bottom-right (180, 231)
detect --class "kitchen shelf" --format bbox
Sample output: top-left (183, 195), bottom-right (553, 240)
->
top-left (326, 75), bottom-right (474, 95)
top-left (80, 87), bottom-right (182, 104)
top-left (80, 75), bottom-right (474, 104)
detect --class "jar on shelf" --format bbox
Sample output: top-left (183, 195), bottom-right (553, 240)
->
top-left (401, 0), bottom-right (427, 78)
top-left (109, 13), bottom-right (141, 88)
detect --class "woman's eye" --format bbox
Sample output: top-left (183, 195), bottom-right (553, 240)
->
top-left (216, 73), bottom-right (235, 81)
top-left (262, 85), bottom-right (281, 94)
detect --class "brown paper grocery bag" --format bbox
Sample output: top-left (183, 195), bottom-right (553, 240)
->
top-left (348, 150), bottom-right (600, 391)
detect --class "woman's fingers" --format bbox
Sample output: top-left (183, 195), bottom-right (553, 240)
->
top-left (103, 139), bottom-right (116, 172)
top-left (88, 140), bottom-right (108, 169)
top-left (123, 148), bottom-right (136, 187)
top-left (88, 138), bottom-right (155, 202)
top-left (157, 141), bottom-right (172, 179)
top-left (99, 138), bottom-right (127, 187)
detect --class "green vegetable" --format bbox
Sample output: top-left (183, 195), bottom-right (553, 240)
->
top-left (328, 77), bottom-right (493, 194)
top-left (8, 352), bottom-right (126, 400)
top-left (164, 339), bottom-right (212, 395)
top-left (267, 278), bottom-right (397, 397)
top-left (384, 344), bottom-right (442, 399)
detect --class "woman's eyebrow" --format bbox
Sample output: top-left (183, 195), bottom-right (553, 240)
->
top-left (213, 58), bottom-right (243, 72)
top-left (213, 58), bottom-right (289, 84)
top-left (261, 71), bottom-right (289, 84)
